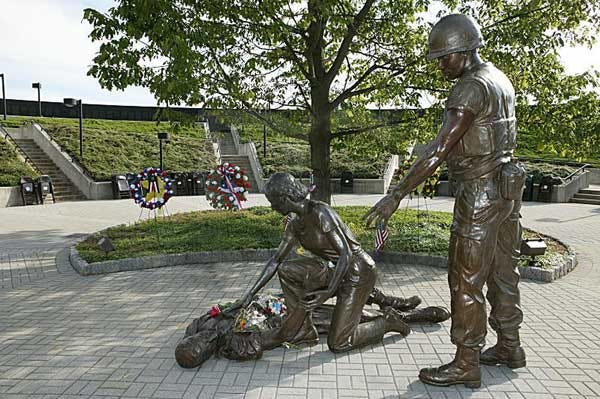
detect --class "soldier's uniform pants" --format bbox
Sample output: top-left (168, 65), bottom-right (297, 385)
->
top-left (449, 173), bottom-right (524, 349)
top-left (275, 254), bottom-right (384, 352)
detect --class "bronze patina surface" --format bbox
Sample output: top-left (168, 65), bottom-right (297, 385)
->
top-left (365, 13), bottom-right (526, 389)
top-left (176, 173), bottom-right (450, 369)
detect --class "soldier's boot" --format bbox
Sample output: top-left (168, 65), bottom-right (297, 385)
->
top-left (383, 307), bottom-right (411, 336)
top-left (400, 306), bottom-right (451, 323)
top-left (419, 346), bottom-right (481, 388)
top-left (367, 287), bottom-right (421, 311)
top-left (481, 330), bottom-right (526, 369)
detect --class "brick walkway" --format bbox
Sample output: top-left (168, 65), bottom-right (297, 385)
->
top-left (1, 196), bottom-right (599, 399)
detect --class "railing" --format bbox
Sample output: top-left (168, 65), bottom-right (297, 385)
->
top-left (239, 141), bottom-right (265, 191)
top-left (230, 125), bottom-right (241, 153)
top-left (561, 163), bottom-right (590, 184)
top-left (29, 122), bottom-right (95, 180)
top-left (516, 155), bottom-right (591, 185)
top-left (0, 122), bottom-right (42, 175)
top-left (382, 154), bottom-right (399, 192)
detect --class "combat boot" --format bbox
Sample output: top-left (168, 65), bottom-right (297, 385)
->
top-left (383, 307), bottom-right (411, 336)
top-left (400, 306), bottom-right (450, 323)
top-left (419, 346), bottom-right (481, 388)
top-left (481, 330), bottom-right (526, 369)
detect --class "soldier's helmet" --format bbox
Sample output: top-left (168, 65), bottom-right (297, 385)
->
top-left (428, 14), bottom-right (484, 60)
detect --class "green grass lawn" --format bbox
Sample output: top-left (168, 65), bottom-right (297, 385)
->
top-left (77, 206), bottom-right (567, 269)
top-left (1, 116), bottom-right (216, 182)
top-left (0, 136), bottom-right (38, 186)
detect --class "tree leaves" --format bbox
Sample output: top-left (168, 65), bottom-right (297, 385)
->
top-left (84, 0), bottom-right (600, 198)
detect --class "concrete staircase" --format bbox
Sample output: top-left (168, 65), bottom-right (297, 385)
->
top-left (570, 186), bottom-right (600, 205)
top-left (13, 139), bottom-right (86, 202)
top-left (218, 129), bottom-right (238, 155)
top-left (217, 129), bottom-right (260, 193)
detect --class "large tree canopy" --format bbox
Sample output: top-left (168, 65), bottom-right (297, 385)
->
top-left (85, 0), bottom-right (600, 202)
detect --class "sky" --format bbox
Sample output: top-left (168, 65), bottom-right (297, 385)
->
top-left (0, 0), bottom-right (598, 107)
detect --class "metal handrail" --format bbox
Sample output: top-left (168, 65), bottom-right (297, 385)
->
top-left (561, 163), bottom-right (590, 183)
top-left (383, 154), bottom-right (400, 192)
top-left (230, 125), bottom-right (241, 152)
top-left (0, 122), bottom-right (42, 175)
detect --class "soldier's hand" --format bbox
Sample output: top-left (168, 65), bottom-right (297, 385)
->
top-left (364, 193), bottom-right (402, 228)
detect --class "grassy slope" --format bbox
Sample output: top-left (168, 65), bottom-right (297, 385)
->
top-left (77, 206), bottom-right (566, 269)
top-left (1, 117), bottom-right (216, 182)
top-left (0, 136), bottom-right (39, 186)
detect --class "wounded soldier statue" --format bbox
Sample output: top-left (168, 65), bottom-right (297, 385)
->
top-left (176, 173), bottom-right (450, 368)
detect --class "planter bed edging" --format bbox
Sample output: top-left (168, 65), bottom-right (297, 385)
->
top-left (69, 245), bottom-right (576, 283)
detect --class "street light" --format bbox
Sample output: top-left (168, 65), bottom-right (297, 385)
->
top-left (32, 82), bottom-right (42, 116)
top-left (0, 73), bottom-right (6, 120)
top-left (63, 98), bottom-right (83, 159)
top-left (157, 132), bottom-right (170, 170)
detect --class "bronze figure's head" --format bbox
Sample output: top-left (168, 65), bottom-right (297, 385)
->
top-left (428, 14), bottom-right (484, 80)
top-left (263, 172), bottom-right (308, 215)
top-left (428, 14), bottom-right (484, 60)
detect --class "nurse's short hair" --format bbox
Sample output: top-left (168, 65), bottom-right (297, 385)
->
top-left (263, 173), bottom-right (308, 202)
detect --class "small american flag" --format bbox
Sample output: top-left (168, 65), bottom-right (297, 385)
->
top-left (283, 213), bottom-right (294, 229)
top-left (375, 222), bottom-right (389, 252)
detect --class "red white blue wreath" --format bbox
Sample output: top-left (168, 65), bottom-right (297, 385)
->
top-left (130, 167), bottom-right (174, 209)
top-left (205, 162), bottom-right (251, 210)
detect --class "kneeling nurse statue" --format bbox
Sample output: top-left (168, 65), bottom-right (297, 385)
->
top-left (176, 173), bottom-right (449, 367)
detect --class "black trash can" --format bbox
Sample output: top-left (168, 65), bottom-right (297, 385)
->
top-left (191, 172), bottom-right (206, 195)
top-left (522, 174), bottom-right (534, 201)
top-left (125, 172), bottom-right (138, 187)
top-left (112, 174), bottom-right (132, 199)
top-left (172, 172), bottom-right (189, 196)
top-left (340, 171), bottom-right (354, 194)
top-left (537, 175), bottom-right (554, 202)
top-left (20, 176), bottom-right (38, 205)
top-left (36, 175), bottom-right (55, 204)
top-left (185, 173), bottom-right (195, 195)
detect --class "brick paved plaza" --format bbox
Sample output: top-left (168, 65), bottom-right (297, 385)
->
top-left (1, 196), bottom-right (599, 398)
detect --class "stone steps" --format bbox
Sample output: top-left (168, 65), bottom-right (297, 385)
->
top-left (570, 197), bottom-right (600, 205)
top-left (570, 188), bottom-right (600, 205)
top-left (12, 139), bottom-right (86, 203)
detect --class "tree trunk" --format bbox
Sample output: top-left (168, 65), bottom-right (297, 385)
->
top-left (309, 107), bottom-right (332, 204)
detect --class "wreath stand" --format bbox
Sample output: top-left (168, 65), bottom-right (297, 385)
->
top-left (130, 168), bottom-right (174, 251)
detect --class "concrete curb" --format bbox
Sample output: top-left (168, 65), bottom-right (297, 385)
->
top-left (520, 233), bottom-right (578, 283)
top-left (69, 243), bottom-right (577, 282)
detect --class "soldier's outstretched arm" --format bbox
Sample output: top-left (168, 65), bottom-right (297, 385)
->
top-left (238, 227), bottom-right (297, 308)
top-left (364, 108), bottom-right (475, 228)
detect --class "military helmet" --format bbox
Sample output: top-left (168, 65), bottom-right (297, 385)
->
top-left (428, 14), bottom-right (484, 60)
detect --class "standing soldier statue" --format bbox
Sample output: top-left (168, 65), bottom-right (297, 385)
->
top-left (365, 14), bottom-right (526, 388)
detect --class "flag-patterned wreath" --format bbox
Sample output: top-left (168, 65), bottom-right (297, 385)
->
top-left (130, 167), bottom-right (174, 209)
top-left (205, 162), bottom-right (251, 210)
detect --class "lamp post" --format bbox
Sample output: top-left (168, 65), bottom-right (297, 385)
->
top-left (32, 82), bottom-right (42, 116)
top-left (0, 73), bottom-right (6, 120)
top-left (157, 132), bottom-right (170, 170)
top-left (63, 98), bottom-right (83, 159)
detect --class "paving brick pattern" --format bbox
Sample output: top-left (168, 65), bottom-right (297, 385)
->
top-left (1, 253), bottom-right (600, 399)
top-left (1, 197), bottom-right (600, 398)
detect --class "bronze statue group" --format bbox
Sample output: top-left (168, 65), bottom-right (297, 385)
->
top-left (176, 14), bottom-right (527, 389)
